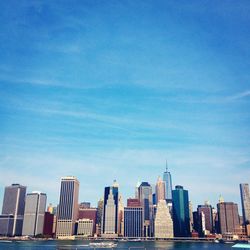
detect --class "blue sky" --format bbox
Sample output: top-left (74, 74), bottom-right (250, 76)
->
top-left (0, 0), bottom-right (250, 211)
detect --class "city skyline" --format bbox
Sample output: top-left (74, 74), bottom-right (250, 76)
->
top-left (1, 1), bottom-right (250, 210)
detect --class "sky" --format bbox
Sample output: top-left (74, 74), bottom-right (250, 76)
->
top-left (0, 0), bottom-right (250, 211)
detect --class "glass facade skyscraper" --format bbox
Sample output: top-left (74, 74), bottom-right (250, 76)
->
top-left (56, 176), bottom-right (79, 238)
top-left (138, 182), bottom-right (153, 237)
top-left (1, 184), bottom-right (26, 236)
top-left (172, 185), bottom-right (190, 237)
top-left (163, 162), bottom-right (172, 204)
top-left (240, 183), bottom-right (250, 225)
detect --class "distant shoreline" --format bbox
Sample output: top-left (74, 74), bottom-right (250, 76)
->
top-left (0, 237), bottom-right (248, 244)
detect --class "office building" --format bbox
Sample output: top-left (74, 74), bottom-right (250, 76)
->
top-left (43, 212), bottom-right (54, 237)
top-left (101, 181), bottom-right (119, 237)
top-left (138, 182), bottom-right (153, 237)
top-left (78, 206), bottom-right (97, 235)
top-left (240, 184), bottom-right (250, 225)
top-left (1, 184), bottom-right (26, 236)
top-left (118, 195), bottom-right (124, 236)
top-left (56, 176), bottom-right (79, 238)
top-left (172, 185), bottom-right (190, 237)
top-left (77, 219), bottom-right (94, 236)
top-left (197, 203), bottom-right (213, 236)
top-left (154, 200), bottom-right (173, 238)
top-left (155, 177), bottom-right (166, 204)
top-left (163, 161), bottom-right (173, 204)
top-left (22, 192), bottom-right (47, 236)
top-left (127, 198), bottom-right (141, 207)
top-left (217, 201), bottom-right (240, 235)
top-left (0, 215), bottom-right (14, 236)
top-left (124, 198), bottom-right (143, 237)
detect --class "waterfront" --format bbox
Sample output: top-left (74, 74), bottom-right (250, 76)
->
top-left (0, 240), bottom-right (240, 250)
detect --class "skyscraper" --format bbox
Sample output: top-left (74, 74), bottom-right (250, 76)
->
top-left (124, 198), bottom-right (143, 238)
top-left (56, 176), bottom-right (79, 238)
top-left (22, 192), bottom-right (47, 236)
top-left (217, 201), bottom-right (240, 235)
top-left (1, 184), bottom-right (26, 236)
top-left (101, 181), bottom-right (119, 237)
top-left (155, 177), bottom-right (166, 204)
top-left (240, 183), bottom-right (250, 225)
top-left (197, 203), bottom-right (213, 236)
top-left (172, 185), bottom-right (190, 237)
top-left (154, 199), bottom-right (173, 238)
top-left (138, 182), bottom-right (153, 237)
top-left (163, 161), bottom-right (172, 204)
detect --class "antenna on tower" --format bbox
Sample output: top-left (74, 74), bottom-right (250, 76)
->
top-left (166, 159), bottom-right (168, 172)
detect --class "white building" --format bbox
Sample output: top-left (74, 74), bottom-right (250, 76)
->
top-left (154, 200), bottom-right (173, 238)
top-left (77, 219), bottom-right (93, 236)
top-left (103, 189), bottom-right (116, 234)
top-left (22, 192), bottom-right (47, 236)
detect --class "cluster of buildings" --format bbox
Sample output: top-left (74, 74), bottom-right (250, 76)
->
top-left (0, 164), bottom-right (250, 240)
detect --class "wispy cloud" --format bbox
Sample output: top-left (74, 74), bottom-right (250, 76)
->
top-left (227, 90), bottom-right (250, 101)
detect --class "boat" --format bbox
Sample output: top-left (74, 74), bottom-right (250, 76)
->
top-left (232, 243), bottom-right (250, 248)
top-left (128, 238), bottom-right (142, 242)
top-left (89, 242), bottom-right (117, 248)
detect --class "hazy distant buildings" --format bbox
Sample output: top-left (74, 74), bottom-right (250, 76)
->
top-left (240, 183), bottom-right (250, 225)
top-left (101, 181), bottom-right (119, 237)
top-left (154, 199), bottom-right (173, 238)
top-left (217, 201), bottom-right (240, 235)
top-left (138, 182), bottom-right (153, 237)
top-left (56, 176), bottom-right (79, 238)
top-left (172, 185), bottom-right (190, 237)
top-left (163, 162), bottom-right (172, 204)
top-left (22, 192), bottom-right (47, 236)
top-left (1, 184), bottom-right (26, 236)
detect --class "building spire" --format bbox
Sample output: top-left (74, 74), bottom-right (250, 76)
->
top-left (166, 159), bottom-right (168, 172)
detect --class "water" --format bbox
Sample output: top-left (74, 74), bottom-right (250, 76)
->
top-left (0, 240), bottom-right (237, 250)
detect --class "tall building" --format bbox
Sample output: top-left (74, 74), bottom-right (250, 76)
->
top-left (1, 184), bottom-right (26, 236)
top-left (101, 181), bottom-right (119, 237)
top-left (43, 212), bottom-right (54, 237)
top-left (0, 215), bottom-right (14, 236)
top-left (189, 201), bottom-right (194, 232)
top-left (96, 198), bottom-right (103, 236)
top-left (138, 182), bottom-right (153, 237)
top-left (124, 199), bottom-right (143, 237)
top-left (217, 201), bottom-right (240, 235)
top-left (22, 192), bottom-right (46, 236)
top-left (240, 184), bottom-right (250, 225)
top-left (135, 181), bottom-right (141, 199)
top-left (163, 161), bottom-right (173, 204)
top-left (118, 195), bottom-right (124, 236)
top-left (154, 199), bottom-right (173, 238)
top-left (56, 176), bottom-right (79, 238)
top-left (172, 185), bottom-right (190, 237)
top-left (197, 203), bottom-right (213, 236)
top-left (155, 177), bottom-right (166, 204)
